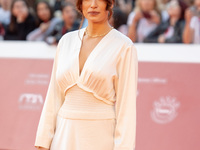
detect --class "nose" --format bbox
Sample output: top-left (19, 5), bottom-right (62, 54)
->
top-left (90, 0), bottom-right (98, 9)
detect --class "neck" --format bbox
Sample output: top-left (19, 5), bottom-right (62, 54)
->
top-left (86, 20), bottom-right (112, 35)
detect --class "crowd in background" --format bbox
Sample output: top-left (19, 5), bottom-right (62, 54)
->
top-left (0, 0), bottom-right (199, 44)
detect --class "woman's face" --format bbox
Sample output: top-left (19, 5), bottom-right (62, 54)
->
top-left (82, 0), bottom-right (110, 23)
top-left (12, 0), bottom-right (28, 17)
top-left (194, 0), bottom-right (200, 10)
top-left (139, 0), bottom-right (155, 12)
top-left (167, 0), bottom-right (181, 18)
top-left (0, 0), bottom-right (12, 10)
top-left (62, 5), bottom-right (77, 24)
top-left (37, 2), bottom-right (51, 22)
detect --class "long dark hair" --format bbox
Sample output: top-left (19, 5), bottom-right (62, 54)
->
top-left (9, 0), bottom-right (29, 32)
top-left (177, 0), bottom-right (188, 20)
top-left (61, 2), bottom-right (75, 12)
top-left (35, 0), bottom-right (54, 25)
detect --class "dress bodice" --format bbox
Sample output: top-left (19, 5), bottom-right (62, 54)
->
top-left (56, 28), bottom-right (137, 105)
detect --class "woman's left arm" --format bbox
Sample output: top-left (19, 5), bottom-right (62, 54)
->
top-left (114, 44), bottom-right (138, 150)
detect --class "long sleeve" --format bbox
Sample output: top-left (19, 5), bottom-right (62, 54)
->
top-left (113, 44), bottom-right (138, 150)
top-left (34, 38), bottom-right (65, 149)
top-left (26, 28), bottom-right (44, 41)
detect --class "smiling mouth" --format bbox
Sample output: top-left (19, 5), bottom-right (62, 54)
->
top-left (88, 11), bottom-right (100, 15)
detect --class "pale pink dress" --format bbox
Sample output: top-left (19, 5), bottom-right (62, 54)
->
top-left (34, 28), bottom-right (138, 150)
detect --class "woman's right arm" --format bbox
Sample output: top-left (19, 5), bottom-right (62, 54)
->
top-left (34, 36), bottom-right (65, 149)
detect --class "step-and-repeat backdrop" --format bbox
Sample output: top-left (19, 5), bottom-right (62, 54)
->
top-left (0, 42), bottom-right (200, 150)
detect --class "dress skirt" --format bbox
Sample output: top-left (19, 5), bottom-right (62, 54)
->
top-left (50, 84), bottom-right (116, 150)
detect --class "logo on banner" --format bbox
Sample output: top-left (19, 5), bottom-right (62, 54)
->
top-left (18, 93), bottom-right (44, 110)
top-left (151, 96), bottom-right (180, 124)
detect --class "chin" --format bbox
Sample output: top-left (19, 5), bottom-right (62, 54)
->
top-left (87, 17), bottom-right (106, 24)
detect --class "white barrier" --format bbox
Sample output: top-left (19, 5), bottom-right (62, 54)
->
top-left (0, 41), bottom-right (200, 62)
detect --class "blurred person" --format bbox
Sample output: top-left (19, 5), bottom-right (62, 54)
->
top-left (54, 0), bottom-right (62, 11)
top-left (127, 0), bottom-right (162, 42)
top-left (54, 0), bottom-right (76, 11)
top-left (4, 0), bottom-right (36, 40)
top-left (144, 0), bottom-right (187, 43)
top-left (46, 2), bottom-right (80, 45)
top-left (34, 0), bottom-right (138, 150)
top-left (54, 0), bottom-right (78, 20)
top-left (157, 0), bottom-right (171, 21)
top-left (64, 0), bottom-right (76, 5)
top-left (183, 0), bottom-right (200, 43)
top-left (183, 0), bottom-right (194, 5)
top-left (109, 6), bottom-right (128, 35)
top-left (26, 1), bottom-right (61, 41)
top-left (116, 0), bottom-right (133, 14)
top-left (0, 0), bottom-right (12, 26)
top-left (158, 0), bottom-right (171, 10)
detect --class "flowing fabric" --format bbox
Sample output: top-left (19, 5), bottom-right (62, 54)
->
top-left (34, 28), bottom-right (138, 150)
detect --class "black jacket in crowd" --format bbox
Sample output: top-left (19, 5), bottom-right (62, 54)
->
top-left (143, 18), bottom-right (185, 43)
top-left (4, 14), bottom-right (36, 40)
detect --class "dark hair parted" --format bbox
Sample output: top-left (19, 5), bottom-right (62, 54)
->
top-left (76, 0), bottom-right (115, 20)
top-left (61, 2), bottom-right (75, 12)
top-left (9, 0), bottom-right (29, 32)
top-left (35, 0), bottom-right (54, 25)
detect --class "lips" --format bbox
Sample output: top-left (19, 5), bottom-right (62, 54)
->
top-left (88, 11), bottom-right (100, 15)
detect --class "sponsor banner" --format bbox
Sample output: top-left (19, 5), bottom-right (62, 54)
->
top-left (0, 58), bottom-right (53, 150)
top-left (136, 62), bottom-right (200, 150)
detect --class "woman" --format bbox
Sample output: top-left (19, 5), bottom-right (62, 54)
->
top-left (4, 0), bottom-right (36, 40)
top-left (115, 0), bottom-right (133, 15)
top-left (46, 2), bottom-right (80, 45)
top-left (183, 0), bottom-right (200, 44)
top-left (144, 0), bottom-right (187, 43)
top-left (127, 0), bottom-right (162, 42)
top-left (26, 1), bottom-right (61, 41)
top-left (35, 0), bottom-right (138, 150)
